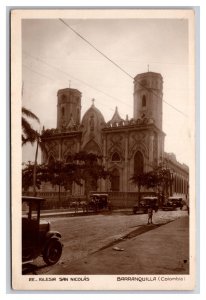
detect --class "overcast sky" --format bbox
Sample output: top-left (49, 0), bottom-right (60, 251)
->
top-left (22, 17), bottom-right (191, 166)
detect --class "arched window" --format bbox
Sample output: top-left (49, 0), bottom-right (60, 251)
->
top-left (134, 151), bottom-right (144, 174)
top-left (142, 95), bottom-right (146, 107)
top-left (48, 155), bottom-right (55, 165)
top-left (112, 152), bottom-right (121, 162)
top-left (66, 153), bottom-right (73, 163)
top-left (83, 140), bottom-right (101, 155)
top-left (111, 169), bottom-right (120, 191)
top-left (61, 106), bottom-right (65, 117)
top-left (89, 115), bottom-right (94, 131)
top-left (76, 108), bottom-right (80, 123)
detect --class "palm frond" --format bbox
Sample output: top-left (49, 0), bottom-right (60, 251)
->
top-left (22, 107), bottom-right (40, 123)
top-left (22, 117), bottom-right (39, 145)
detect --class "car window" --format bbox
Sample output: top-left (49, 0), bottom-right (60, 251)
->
top-left (22, 202), bottom-right (29, 218)
top-left (30, 202), bottom-right (38, 220)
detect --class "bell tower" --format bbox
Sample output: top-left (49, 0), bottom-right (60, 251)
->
top-left (57, 88), bottom-right (81, 130)
top-left (133, 72), bottom-right (163, 130)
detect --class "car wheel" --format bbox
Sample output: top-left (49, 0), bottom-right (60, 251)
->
top-left (43, 239), bottom-right (62, 265)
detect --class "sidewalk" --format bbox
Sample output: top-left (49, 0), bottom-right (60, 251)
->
top-left (40, 208), bottom-right (131, 218)
top-left (51, 216), bottom-right (189, 275)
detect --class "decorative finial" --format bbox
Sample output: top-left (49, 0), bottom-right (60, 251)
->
top-left (147, 64), bottom-right (150, 72)
top-left (69, 80), bottom-right (71, 88)
top-left (92, 98), bottom-right (95, 106)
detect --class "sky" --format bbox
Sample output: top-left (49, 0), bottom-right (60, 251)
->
top-left (22, 16), bottom-right (192, 166)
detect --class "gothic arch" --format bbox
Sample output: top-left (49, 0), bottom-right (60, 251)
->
top-left (65, 152), bottom-right (73, 163)
top-left (142, 95), bottom-right (146, 107)
top-left (129, 142), bottom-right (149, 160)
top-left (48, 154), bottom-right (55, 165)
top-left (110, 168), bottom-right (120, 191)
top-left (61, 106), bottom-right (65, 117)
top-left (134, 151), bottom-right (144, 174)
top-left (83, 139), bottom-right (102, 155)
top-left (111, 151), bottom-right (121, 162)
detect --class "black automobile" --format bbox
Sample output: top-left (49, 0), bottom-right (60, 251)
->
top-left (162, 196), bottom-right (184, 211)
top-left (133, 196), bottom-right (159, 214)
top-left (22, 196), bottom-right (63, 265)
top-left (87, 193), bottom-right (112, 212)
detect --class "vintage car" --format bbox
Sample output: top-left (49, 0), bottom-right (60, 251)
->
top-left (87, 193), bottom-right (112, 212)
top-left (133, 196), bottom-right (159, 214)
top-left (162, 196), bottom-right (184, 211)
top-left (22, 196), bottom-right (63, 265)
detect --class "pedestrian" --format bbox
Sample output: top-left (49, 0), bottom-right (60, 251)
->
top-left (147, 206), bottom-right (153, 224)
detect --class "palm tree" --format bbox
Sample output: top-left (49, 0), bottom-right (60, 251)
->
top-left (22, 107), bottom-right (40, 145)
top-left (22, 107), bottom-right (41, 196)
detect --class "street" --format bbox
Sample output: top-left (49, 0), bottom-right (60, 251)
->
top-left (23, 209), bottom-right (188, 275)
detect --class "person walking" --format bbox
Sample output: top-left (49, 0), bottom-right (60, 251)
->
top-left (147, 206), bottom-right (153, 224)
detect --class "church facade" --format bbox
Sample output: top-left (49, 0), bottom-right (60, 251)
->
top-left (41, 71), bottom-right (189, 200)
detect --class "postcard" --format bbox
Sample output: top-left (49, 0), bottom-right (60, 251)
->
top-left (11, 8), bottom-right (195, 290)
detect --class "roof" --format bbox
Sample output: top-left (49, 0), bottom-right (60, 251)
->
top-left (57, 88), bottom-right (81, 96)
top-left (81, 101), bottom-right (105, 124)
top-left (108, 107), bottom-right (123, 124)
top-left (142, 196), bottom-right (158, 200)
top-left (134, 71), bottom-right (163, 81)
top-left (22, 196), bottom-right (45, 202)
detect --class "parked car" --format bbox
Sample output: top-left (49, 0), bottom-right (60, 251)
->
top-left (22, 196), bottom-right (63, 265)
top-left (87, 193), bottom-right (112, 212)
top-left (133, 196), bottom-right (159, 214)
top-left (162, 196), bottom-right (184, 211)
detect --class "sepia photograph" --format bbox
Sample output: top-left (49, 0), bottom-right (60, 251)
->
top-left (11, 9), bottom-right (195, 290)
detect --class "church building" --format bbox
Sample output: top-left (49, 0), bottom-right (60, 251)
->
top-left (41, 71), bottom-right (189, 202)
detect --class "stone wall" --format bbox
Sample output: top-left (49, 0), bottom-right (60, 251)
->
top-left (22, 191), bottom-right (156, 209)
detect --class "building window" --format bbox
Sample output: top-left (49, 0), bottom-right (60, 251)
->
top-left (48, 155), bottom-right (55, 165)
top-left (61, 107), bottom-right (65, 117)
top-left (66, 153), bottom-right (73, 163)
top-left (134, 151), bottom-right (144, 174)
top-left (111, 168), bottom-right (120, 191)
top-left (89, 115), bottom-right (94, 131)
top-left (77, 108), bottom-right (80, 123)
top-left (61, 94), bottom-right (66, 101)
top-left (112, 152), bottom-right (121, 162)
top-left (142, 95), bottom-right (146, 107)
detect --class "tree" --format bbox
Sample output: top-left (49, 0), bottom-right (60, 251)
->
top-left (68, 151), bottom-right (110, 201)
top-left (22, 162), bottom-right (47, 192)
top-left (130, 160), bottom-right (174, 206)
top-left (22, 106), bottom-right (40, 196)
top-left (22, 107), bottom-right (40, 145)
top-left (22, 152), bottom-right (110, 202)
top-left (46, 160), bottom-right (81, 203)
top-left (22, 161), bottom-right (80, 201)
top-left (130, 172), bottom-right (150, 205)
top-left (144, 161), bottom-right (174, 205)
